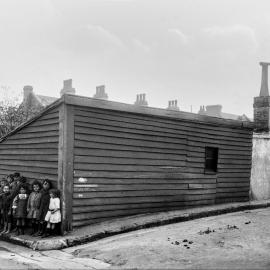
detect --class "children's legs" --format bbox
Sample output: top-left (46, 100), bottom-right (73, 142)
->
top-left (41, 222), bottom-right (51, 238)
top-left (1, 222), bottom-right (7, 233)
top-left (16, 218), bottom-right (22, 235)
top-left (6, 214), bottom-right (12, 233)
top-left (29, 219), bottom-right (35, 235)
top-left (21, 218), bottom-right (26, 235)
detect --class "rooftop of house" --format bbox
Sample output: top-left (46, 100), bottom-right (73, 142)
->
top-left (198, 105), bottom-right (251, 122)
top-left (35, 95), bottom-right (58, 107)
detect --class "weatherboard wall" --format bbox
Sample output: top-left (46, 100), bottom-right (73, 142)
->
top-left (71, 104), bottom-right (253, 227)
top-left (0, 107), bottom-right (60, 185)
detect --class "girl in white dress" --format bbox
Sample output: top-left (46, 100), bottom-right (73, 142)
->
top-left (43, 189), bottom-right (61, 237)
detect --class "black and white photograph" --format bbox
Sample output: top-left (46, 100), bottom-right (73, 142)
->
top-left (0, 0), bottom-right (269, 269)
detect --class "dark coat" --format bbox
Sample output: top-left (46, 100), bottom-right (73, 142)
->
top-left (13, 194), bottom-right (28, 218)
top-left (36, 189), bottom-right (50, 221)
top-left (1, 192), bottom-right (12, 217)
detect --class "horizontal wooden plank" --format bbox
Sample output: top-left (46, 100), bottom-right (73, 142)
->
top-left (74, 171), bottom-right (217, 179)
top-left (75, 142), bottom-right (187, 155)
top-left (0, 149), bottom-right (58, 155)
top-left (73, 183), bottom-right (189, 192)
top-left (20, 124), bottom-right (59, 134)
top-left (73, 178), bottom-right (217, 185)
top-left (73, 189), bottom-right (216, 199)
top-left (75, 124), bottom-right (188, 141)
top-left (75, 134), bottom-right (188, 151)
top-left (75, 155), bottom-right (186, 166)
top-left (72, 193), bottom-right (217, 206)
top-left (0, 143), bottom-right (59, 149)
top-left (217, 172), bottom-right (251, 178)
top-left (0, 136), bottom-right (58, 144)
top-left (188, 183), bottom-right (216, 189)
top-left (217, 178), bottom-right (250, 183)
top-left (0, 164), bottom-right (57, 175)
top-left (0, 159), bottom-right (57, 168)
top-left (75, 119), bottom-right (188, 139)
top-left (74, 150), bottom-right (186, 161)
top-left (217, 168), bottom-right (251, 173)
top-left (217, 187), bottom-right (250, 193)
top-left (216, 192), bottom-right (249, 198)
top-left (28, 117), bottom-right (59, 127)
top-left (7, 130), bottom-right (59, 140)
top-left (72, 199), bottom-right (215, 214)
top-left (75, 126), bottom-right (188, 145)
top-left (0, 155), bottom-right (58, 162)
top-left (74, 163), bottom-right (186, 172)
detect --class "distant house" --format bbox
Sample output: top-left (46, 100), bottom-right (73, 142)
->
top-left (21, 85), bottom-right (58, 116)
top-left (198, 105), bottom-right (251, 122)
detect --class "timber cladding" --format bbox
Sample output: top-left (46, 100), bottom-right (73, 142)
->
top-left (0, 106), bottom-right (60, 185)
top-left (71, 98), bottom-right (253, 227)
top-left (0, 94), bottom-right (254, 230)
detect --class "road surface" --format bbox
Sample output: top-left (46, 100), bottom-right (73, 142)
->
top-left (1, 208), bottom-right (270, 269)
top-left (66, 208), bottom-right (270, 269)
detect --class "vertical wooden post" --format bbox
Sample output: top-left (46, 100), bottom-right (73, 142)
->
top-left (58, 102), bottom-right (74, 233)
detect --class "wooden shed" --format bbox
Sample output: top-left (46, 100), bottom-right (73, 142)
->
top-left (0, 94), bottom-right (254, 231)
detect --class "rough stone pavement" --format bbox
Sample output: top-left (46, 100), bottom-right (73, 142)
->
top-left (1, 199), bottom-right (269, 251)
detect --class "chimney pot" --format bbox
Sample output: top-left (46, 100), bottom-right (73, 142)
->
top-left (23, 85), bottom-right (33, 102)
top-left (60, 79), bottom-right (76, 96)
top-left (134, 93), bottom-right (148, 106)
top-left (167, 99), bottom-right (179, 111)
top-left (93, 85), bottom-right (108, 100)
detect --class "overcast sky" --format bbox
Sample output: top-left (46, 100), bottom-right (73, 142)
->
top-left (0, 0), bottom-right (270, 117)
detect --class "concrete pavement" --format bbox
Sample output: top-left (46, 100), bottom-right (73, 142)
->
top-left (0, 199), bottom-right (269, 251)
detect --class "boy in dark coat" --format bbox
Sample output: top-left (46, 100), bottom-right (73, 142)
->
top-left (0, 185), bottom-right (13, 234)
top-left (36, 179), bottom-right (52, 236)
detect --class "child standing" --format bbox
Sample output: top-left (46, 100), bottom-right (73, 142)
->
top-left (43, 189), bottom-right (61, 237)
top-left (6, 174), bottom-right (15, 192)
top-left (12, 184), bottom-right (29, 235)
top-left (0, 185), bottom-right (12, 234)
top-left (27, 181), bottom-right (42, 235)
top-left (36, 179), bottom-right (51, 236)
top-left (0, 178), bottom-right (8, 230)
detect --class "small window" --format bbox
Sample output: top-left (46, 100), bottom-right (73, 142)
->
top-left (205, 147), bottom-right (218, 173)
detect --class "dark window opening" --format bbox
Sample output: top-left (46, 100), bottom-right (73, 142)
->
top-left (205, 147), bottom-right (218, 173)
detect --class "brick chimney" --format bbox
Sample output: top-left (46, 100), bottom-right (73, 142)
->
top-left (93, 85), bottom-right (108, 100)
top-left (167, 100), bottom-right (179, 111)
top-left (60, 79), bottom-right (76, 96)
top-left (134, 93), bottom-right (148, 106)
top-left (23, 85), bottom-right (33, 102)
top-left (254, 62), bottom-right (270, 132)
top-left (205, 105), bottom-right (222, 118)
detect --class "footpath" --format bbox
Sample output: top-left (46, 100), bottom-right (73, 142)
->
top-left (1, 199), bottom-right (270, 251)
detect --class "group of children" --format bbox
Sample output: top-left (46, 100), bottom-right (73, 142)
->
top-left (0, 173), bottom-right (61, 237)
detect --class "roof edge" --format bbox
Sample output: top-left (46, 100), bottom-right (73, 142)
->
top-left (63, 94), bottom-right (254, 130)
top-left (0, 97), bottom-right (64, 143)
